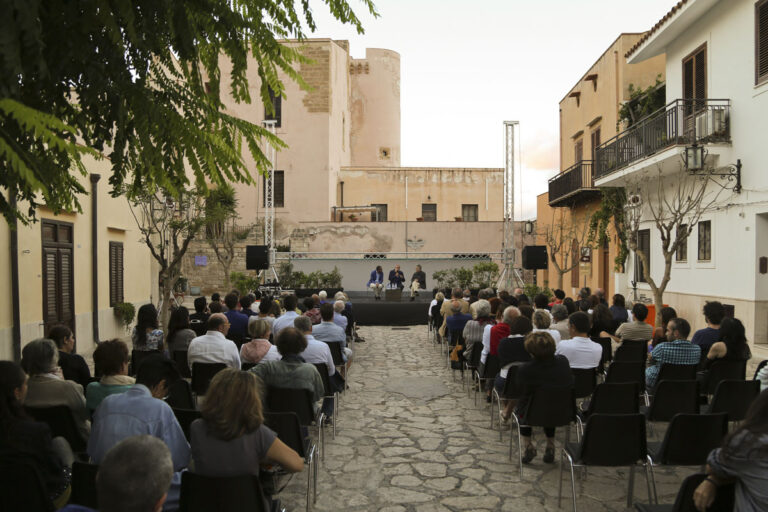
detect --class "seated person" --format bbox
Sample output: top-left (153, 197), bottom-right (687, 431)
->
top-left (293, 317), bottom-right (336, 378)
top-left (515, 332), bottom-right (573, 464)
top-left (256, 298), bottom-right (277, 329)
top-left (189, 296), bottom-right (210, 336)
top-left (446, 300), bottom-right (472, 346)
top-left (88, 355), bottom-right (189, 510)
top-left (367, 266), bottom-right (384, 299)
top-left (651, 307), bottom-right (677, 347)
top-left (645, 318), bottom-right (701, 390)
top-left (706, 317), bottom-right (751, 366)
top-left (132, 304), bottom-right (164, 352)
top-left (312, 303), bottom-right (352, 362)
top-left (588, 304), bottom-right (616, 339)
top-left (609, 294), bottom-right (630, 324)
top-left (240, 319), bottom-right (281, 364)
top-left (223, 293), bottom-right (249, 342)
top-left (692, 300), bottom-right (726, 354)
top-left (21, 338), bottom-right (90, 440)
top-left (48, 324), bottom-right (91, 390)
top-left (187, 313), bottom-right (241, 370)
top-left (462, 299), bottom-right (494, 357)
top-left (531, 309), bottom-right (562, 344)
top-left (239, 295), bottom-right (257, 318)
top-left (166, 307), bottom-right (197, 354)
top-left (0, 361), bottom-right (74, 509)
top-left (496, 316), bottom-right (533, 422)
top-left (550, 305), bottom-right (570, 342)
top-left (409, 264), bottom-right (426, 299)
top-left (249, 327), bottom-right (325, 414)
top-left (693, 389), bottom-right (768, 511)
top-left (271, 295), bottom-right (300, 336)
top-left (190, 369), bottom-right (303, 486)
top-left (388, 264), bottom-right (405, 289)
top-left (555, 312), bottom-right (602, 369)
top-left (332, 301), bottom-right (348, 331)
top-left (606, 303), bottom-right (653, 342)
top-left (302, 297), bottom-right (322, 325)
top-left (86, 339), bottom-right (135, 412)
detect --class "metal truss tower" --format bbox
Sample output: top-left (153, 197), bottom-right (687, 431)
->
top-left (260, 121), bottom-right (281, 290)
top-left (499, 121), bottom-right (524, 290)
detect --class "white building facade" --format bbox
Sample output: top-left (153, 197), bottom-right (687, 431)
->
top-left (595, 0), bottom-right (768, 344)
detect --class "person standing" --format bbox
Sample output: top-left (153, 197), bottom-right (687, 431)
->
top-left (388, 264), bottom-right (405, 290)
top-left (367, 266), bottom-right (384, 300)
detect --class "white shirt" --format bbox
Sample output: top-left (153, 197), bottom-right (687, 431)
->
top-left (271, 311), bottom-right (299, 336)
top-left (300, 334), bottom-right (336, 376)
top-left (555, 336), bottom-right (602, 369)
top-left (532, 327), bottom-right (562, 344)
top-left (260, 345), bottom-right (281, 363)
top-left (480, 323), bottom-right (493, 364)
top-left (187, 331), bottom-right (241, 370)
top-left (428, 299), bottom-right (438, 317)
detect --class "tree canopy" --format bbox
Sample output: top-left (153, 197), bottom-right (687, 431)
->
top-left (0, 0), bottom-right (377, 225)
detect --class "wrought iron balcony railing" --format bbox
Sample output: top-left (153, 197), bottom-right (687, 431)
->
top-left (548, 160), bottom-right (599, 206)
top-left (594, 98), bottom-right (731, 179)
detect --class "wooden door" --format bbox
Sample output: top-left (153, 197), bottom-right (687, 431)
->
top-left (42, 220), bottom-right (75, 336)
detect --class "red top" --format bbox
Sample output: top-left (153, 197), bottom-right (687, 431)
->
top-left (489, 323), bottom-right (511, 356)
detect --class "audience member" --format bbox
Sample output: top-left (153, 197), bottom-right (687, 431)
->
top-left (208, 301), bottom-right (224, 314)
top-left (446, 300), bottom-right (472, 345)
top-left (166, 307), bottom-right (196, 354)
top-left (478, 288), bottom-right (495, 300)
top-left (609, 294), bottom-right (629, 324)
top-left (318, 290), bottom-right (328, 304)
top-left (191, 369), bottom-right (303, 495)
top-left (95, 435), bottom-right (174, 512)
top-left (517, 294), bottom-right (531, 306)
top-left (257, 298), bottom-right (277, 329)
top-left (0, 361), bottom-right (74, 509)
top-left (549, 289), bottom-right (565, 307)
top-left (87, 340), bottom-right (134, 412)
top-left (595, 288), bottom-right (607, 305)
top-left (313, 303), bottom-right (352, 362)
top-left (223, 292), bottom-right (249, 341)
top-left (496, 317), bottom-right (534, 421)
top-left (692, 301), bottom-right (726, 354)
top-left (239, 295), bottom-right (257, 318)
top-left (706, 317), bottom-right (751, 366)
top-left (132, 304), bottom-right (164, 352)
top-left (332, 300), bottom-right (349, 332)
top-left (271, 295), bottom-right (300, 336)
top-left (550, 305), bottom-right (570, 342)
top-left (693, 389), bottom-right (768, 511)
top-left (303, 297), bottom-right (322, 325)
top-left (249, 327), bottom-right (325, 414)
top-left (48, 324), bottom-right (91, 389)
top-left (88, 354), bottom-right (189, 509)
top-left (555, 312), bottom-right (602, 369)
top-left (562, 297), bottom-right (576, 315)
top-left (515, 332), bottom-right (573, 464)
top-left (294, 316), bottom-right (337, 380)
top-left (189, 297), bottom-right (210, 336)
top-left (462, 300), bottom-right (494, 359)
top-left (519, 304), bottom-right (534, 320)
top-left (187, 313), bottom-right (241, 370)
top-left (533, 293), bottom-right (550, 312)
top-left (211, 292), bottom-right (225, 311)
top-left (651, 306), bottom-right (677, 347)
top-left (588, 303), bottom-right (616, 338)
top-left (610, 303), bottom-right (653, 342)
top-left (532, 309), bottom-right (562, 344)
top-left (240, 319), bottom-right (280, 364)
top-left (22, 338), bottom-right (90, 440)
top-left (462, 289), bottom-right (472, 302)
top-left (645, 318), bottom-right (701, 390)
top-left (487, 306), bottom-right (519, 361)
top-left (439, 288), bottom-right (469, 338)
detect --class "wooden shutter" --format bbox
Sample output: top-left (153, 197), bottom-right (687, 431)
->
top-left (59, 249), bottom-right (73, 325)
top-left (574, 140), bottom-right (584, 163)
top-left (274, 170), bottom-right (284, 207)
top-left (637, 229), bottom-right (650, 283)
top-left (43, 248), bottom-right (59, 327)
top-left (757, 0), bottom-right (768, 84)
top-left (683, 44), bottom-right (707, 114)
top-left (109, 242), bottom-right (124, 306)
top-left (570, 239), bottom-right (579, 288)
top-left (590, 128), bottom-right (601, 160)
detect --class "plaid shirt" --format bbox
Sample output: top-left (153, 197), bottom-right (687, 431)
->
top-left (645, 339), bottom-right (701, 389)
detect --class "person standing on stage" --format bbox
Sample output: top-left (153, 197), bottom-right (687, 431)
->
top-left (389, 264), bottom-right (406, 290)
top-left (367, 265), bottom-right (385, 300)
top-left (409, 264), bottom-right (427, 301)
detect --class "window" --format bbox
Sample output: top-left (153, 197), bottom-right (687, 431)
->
top-left (636, 229), bottom-right (651, 283)
top-left (590, 128), bottom-right (601, 160)
top-left (574, 139), bottom-right (584, 163)
top-left (264, 88), bottom-right (282, 127)
top-left (109, 242), bottom-right (124, 306)
top-left (675, 224), bottom-right (688, 262)
top-left (757, 0), bottom-right (768, 84)
top-left (262, 170), bottom-right (284, 208)
top-left (462, 204), bottom-right (478, 222)
top-left (421, 203), bottom-right (437, 222)
top-left (371, 204), bottom-right (387, 222)
top-left (683, 44), bottom-right (707, 115)
top-left (698, 220), bottom-right (712, 261)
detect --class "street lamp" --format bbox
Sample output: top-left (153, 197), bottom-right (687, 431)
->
top-left (684, 144), bottom-right (706, 172)
top-left (524, 220), bottom-right (534, 234)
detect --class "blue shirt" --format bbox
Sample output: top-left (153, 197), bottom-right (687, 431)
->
top-left (272, 311), bottom-right (300, 336)
top-left (645, 339), bottom-right (701, 389)
top-left (446, 313), bottom-right (472, 342)
top-left (88, 384), bottom-right (190, 510)
top-left (312, 321), bottom-right (347, 348)
top-left (691, 327), bottom-right (720, 351)
top-left (224, 309), bottom-right (249, 339)
top-left (333, 312), bottom-right (348, 331)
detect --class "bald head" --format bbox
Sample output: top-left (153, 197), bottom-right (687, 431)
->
top-left (207, 313), bottom-right (229, 333)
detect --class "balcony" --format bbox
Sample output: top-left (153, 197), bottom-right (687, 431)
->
top-left (548, 160), bottom-right (601, 207)
top-left (594, 99), bottom-right (731, 180)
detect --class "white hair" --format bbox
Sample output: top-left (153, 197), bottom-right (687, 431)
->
top-left (318, 290), bottom-right (327, 300)
top-left (334, 300), bottom-right (345, 313)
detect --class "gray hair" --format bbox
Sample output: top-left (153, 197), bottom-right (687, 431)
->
top-left (318, 290), bottom-right (327, 300)
top-left (333, 300), bottom-right (345, 313)
top-left (293, 315), bottom-right (312, 333)
top-left (502, 306), bottom-right (520, 324)
top-left (551, 304), bottom-right (568, 322)
top-left (532, 309), bottom-right (551, 329)
top-left (21, 338), bottom-right (58, 376)
top-left (435, 292), bottom-right (445, 301)
top-left (471, 299), bottom-right (491, 319)
top-left (478, 288), bottom-right (495, 300)
top-left (97, 435), bottom-right (173, 512)
top-left (334, 291), bottom-right (346, 301)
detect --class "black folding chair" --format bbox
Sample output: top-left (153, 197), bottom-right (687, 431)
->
top-left (24, 404), bottom-right (87, 452)
top-left (643, 380), bottom-right (699, 424)
top-left (265, 386), bottom-right (325, 462)
top-left (559, 413), bottom-right (653, 512)
top-left (313, 363), bottom-right (338, 439)
top-left (173, 350), bottom-right (192, 379)
top-left (614, 340), bottom-right (648, 362)
top-left (473, 355), bottom-right (501, 406)
top-left (463, 341), bottom-right (484, 393)
top-left (173, 407), bottom-right (203, 442)
top-left (490, 365), bottom-right (522, 438)
top-left (191, 362), bottom-right (227, 397)
top-left (572, 368), bottom-right (598, 400)
top-left (705, 379), bottom-right (761, 422)
top-left (606, 360), bottom-right (647, 404)
top-left (634, 472), bottom-right (735, 512)
top-left (264, 412), bottom-right (317, 512)
top-left (656, 364), bottom-right (697, 384)
top-left (0, 459), bottom-right (54, 512)
top-left (167, 379), bottom-right (195, 410)
top-left (130, 349), bottom-right (162, 376)
top-left (179, 471), bottom-right (275, 512)
top-left (322, 341), bottom-right (347, 379)
top-left (704, 360), bottom-right (747, 396)
top-left (70, 461), bottom-right (99, 509)
top-left (511, 386), bottom-right (576, 477)
top-left (591, 336), bottom-right (613, 369)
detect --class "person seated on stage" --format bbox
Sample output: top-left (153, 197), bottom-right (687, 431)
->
top-left (367, 265), bottom-right (385, 300)
top-left (48, 324), bottom-right (91, 390)
top-left (388, 264), bottom-right (406, 290)
top-left (409, 264), bottom-right (427, 301)
top-left (302, 297), bottom-right (322, 325)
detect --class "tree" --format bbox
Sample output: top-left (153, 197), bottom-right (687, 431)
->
top-left (624, 167), bottom-right (725, 325)
top-left (205, 184), bottom-right (253, 291)
top-left (128, 188), bottom-right (206, 330)
top-left (472, 262), bottom-right (500, 288)
top-left (542, 209), bottom-right (592, 290)
top-left (0, 0), bottom-right (377, 226)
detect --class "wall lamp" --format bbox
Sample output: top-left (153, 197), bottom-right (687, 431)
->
top-left (684, 143), bottom-right (742, 194)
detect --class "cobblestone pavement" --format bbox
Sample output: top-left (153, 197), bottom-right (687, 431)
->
top-left (278, 325), bottom-right (692, 512)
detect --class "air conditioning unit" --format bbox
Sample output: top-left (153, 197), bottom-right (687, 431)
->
top-left (694, 111), bottom-right (709, 139)
top-left (694, 109), bottom-right (727, 139)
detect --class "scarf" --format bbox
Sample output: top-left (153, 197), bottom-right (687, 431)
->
top-left (101, 374), bottom-right (135, 386)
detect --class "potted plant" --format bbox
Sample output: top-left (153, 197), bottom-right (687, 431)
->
top-left (416, 217), bottom-right (424, 222)
top-left (113, 302), bottom-right (136, 333)
top-left (348, 214), bottom-right (358, 222)
top-left (455, 216), bottom-right (463, 221)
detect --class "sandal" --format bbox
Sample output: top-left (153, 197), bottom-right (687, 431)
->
top-left (543, 446), bottom-right (555, 463)
top-left (521, 445), bottom-right (537, 464)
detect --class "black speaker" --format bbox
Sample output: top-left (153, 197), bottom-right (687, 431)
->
top-left (246, 245), bottom-right (270, 270)
top-left (522, 245), bottom-right (548, 270)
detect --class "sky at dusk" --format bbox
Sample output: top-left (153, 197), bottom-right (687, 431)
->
top-left (308, 0), bottom-right (676, 218)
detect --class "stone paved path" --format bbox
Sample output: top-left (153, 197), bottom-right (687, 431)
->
top-left (278, 325), bottom-right (690, 511)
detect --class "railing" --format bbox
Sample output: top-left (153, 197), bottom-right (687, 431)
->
top-left (594, 99), bottom-right (731, 179)
top-left (275, 252), bottom-right (501, 260)
top-left (548, 160), bottom-right (595, 205)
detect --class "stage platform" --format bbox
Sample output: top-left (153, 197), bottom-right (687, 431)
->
top-left (348, 290), bottom-right (432, 326)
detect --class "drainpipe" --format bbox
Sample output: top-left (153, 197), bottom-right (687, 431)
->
top-left (339, 181), bottom-right (344, 221)
top-left (10, 190), bottom-right (21, 362)
top-left (90, 174), bottom-right (101, 346)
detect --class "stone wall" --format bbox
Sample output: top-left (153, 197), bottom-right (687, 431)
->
top-left (300, 44), bottom-right (331, 113)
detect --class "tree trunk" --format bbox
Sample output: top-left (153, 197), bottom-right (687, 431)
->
top-left (653, 288), bottom-right (664, 327)
top-left (556, 272), bottom-right (564, 290)
top-left (223, 262), bottom-right (231, 291)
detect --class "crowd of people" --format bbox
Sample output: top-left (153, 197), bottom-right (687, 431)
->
top-left (1, 282), bottom-right (767, 511)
